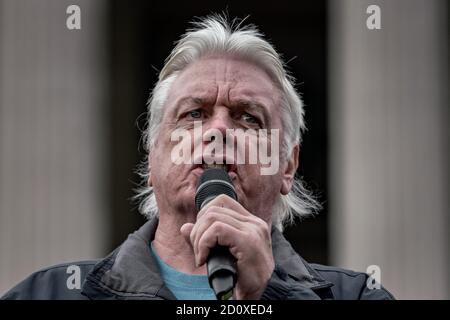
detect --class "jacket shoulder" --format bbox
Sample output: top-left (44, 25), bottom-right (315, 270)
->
top-left (309, 263), bottom-right (395, 300)
top-left (1, 260), bottom-right (98, 300)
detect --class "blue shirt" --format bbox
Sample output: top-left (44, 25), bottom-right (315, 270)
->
top-left (150, 242), bottom-right (216, 300)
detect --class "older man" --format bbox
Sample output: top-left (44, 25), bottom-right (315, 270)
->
top-left (2, 15), bottom-right (393, 300)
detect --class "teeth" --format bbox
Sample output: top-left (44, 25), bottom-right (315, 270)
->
top-left (202, 163), bottom-right (227, 170)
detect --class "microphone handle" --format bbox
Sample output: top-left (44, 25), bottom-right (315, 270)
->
top-left (207, 245), bottom-right (236, 300)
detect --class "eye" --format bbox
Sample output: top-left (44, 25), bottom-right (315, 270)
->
top-left (241, 113), bottom-right (259, 124)
top-left (187, 109), bottom-right (202, 119)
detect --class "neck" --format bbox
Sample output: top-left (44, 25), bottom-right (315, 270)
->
top-left (153, 211), bottom-right (207, 275)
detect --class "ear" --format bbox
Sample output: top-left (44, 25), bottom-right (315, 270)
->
top-left (147, 171), bottom-right (153, 187)
top-left (280, 144), bottom-right (299, 195)
top-left (147, 156), bottom-right (153, 187)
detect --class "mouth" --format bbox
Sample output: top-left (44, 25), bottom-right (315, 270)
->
top-left (191, 156), bottom-right (238, 179)
top-left (202, 163), bottom-right (232, 171)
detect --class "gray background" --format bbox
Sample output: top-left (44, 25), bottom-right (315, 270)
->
top-left (0, 0), bottom-right (448, 299)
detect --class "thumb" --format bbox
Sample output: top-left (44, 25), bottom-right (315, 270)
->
top-left (180, 223), bottom-right (194, 245)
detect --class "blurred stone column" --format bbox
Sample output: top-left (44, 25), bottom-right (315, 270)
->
top-left (328, 0), bottom-right (449, 299)
top-left (0, 0), bottom-right (110, 294)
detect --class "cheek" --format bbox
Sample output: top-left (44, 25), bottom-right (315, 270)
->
top-left (149, 146), bottom-right (173, 188)
top-left (260, 175), bottom-right (282, 198)
top-left (240, 173), bottom-right (282, 211)
top-left (258, 179), bottom-right (282, 219)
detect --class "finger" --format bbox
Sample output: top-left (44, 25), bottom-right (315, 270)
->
top-left (197, 194), bottom-right (251, 220)
top-left (196, 205), bottom-right (251, 232)
top-left (180, 223), bottom-right (195, 245)
top-left (196, 221), bottom-right (245, 266)
top-left (191, 207), bottom-right (249, 257)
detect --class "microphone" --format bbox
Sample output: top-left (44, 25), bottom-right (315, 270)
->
top-left (195, 168), bottom-right (237, 300)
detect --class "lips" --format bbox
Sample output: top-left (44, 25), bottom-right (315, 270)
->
top-left (202, 163), bottom-right (228, 170)
top-left (191, 155), bottom-right (238, 178)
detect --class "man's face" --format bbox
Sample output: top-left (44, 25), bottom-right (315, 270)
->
top-left (149, 56), bottom-right (291, 224)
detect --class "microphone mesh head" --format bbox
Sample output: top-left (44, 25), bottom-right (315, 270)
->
top-left (195, 168), bottom-right (237, 210)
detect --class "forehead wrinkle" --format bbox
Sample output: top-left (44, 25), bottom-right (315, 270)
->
top-left (166, 57), bottom-right (279, 120)
top-left (169, 84), bottom-right (219, 115)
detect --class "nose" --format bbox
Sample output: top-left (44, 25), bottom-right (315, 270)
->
top-left (204, 106), bottom-right (233, 137)
top-left (201, 107), bottom-right (235, 153)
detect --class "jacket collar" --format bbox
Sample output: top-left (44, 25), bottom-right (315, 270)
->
top-left (271, 227), bottom-right (334, 295)
top-left (82, 218), bottom-right (175, 300)
top-left (82, 218), bottom-right (333, 299)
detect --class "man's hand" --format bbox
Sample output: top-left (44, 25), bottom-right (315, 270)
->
top-left (180, 194), bottom-right (275, 300)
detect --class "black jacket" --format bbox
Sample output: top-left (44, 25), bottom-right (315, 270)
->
top-left (1, 218), bottom-right (394, 300)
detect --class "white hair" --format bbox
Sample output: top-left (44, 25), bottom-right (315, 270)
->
top-left (134, 14), bottom-right (321, 230)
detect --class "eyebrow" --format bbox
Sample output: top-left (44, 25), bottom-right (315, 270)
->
top-left (172, 96), bottom-right (271, 126)
top-left (172, 97), bottom-right (207, 115)
top-left (234, 99), bottom-right (267, 112)
top-left (233, 99), bottom-right (271, 126)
